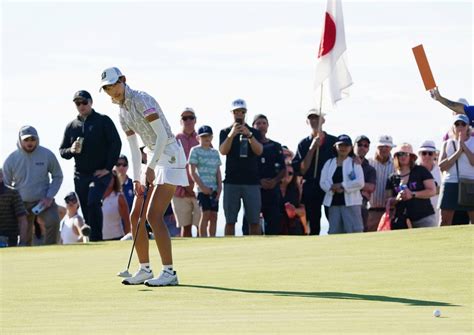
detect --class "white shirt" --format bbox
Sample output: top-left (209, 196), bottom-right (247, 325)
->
top-left (102, 192), bottom-right (125, 240)
top-left (118, 85), bottom-right (174, 150)
top-left (60, 214), bottom-right (82, 244)
top-left (443, 137), bottom-right (474, 183)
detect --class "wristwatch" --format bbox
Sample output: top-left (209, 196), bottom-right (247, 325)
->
top-left (412, 192), bottom-right (416, 198)
top-left (247, 133), bottom-right (254, 139)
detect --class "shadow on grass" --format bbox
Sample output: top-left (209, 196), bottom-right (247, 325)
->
top-left (179, 285), bottom-right (458, 307)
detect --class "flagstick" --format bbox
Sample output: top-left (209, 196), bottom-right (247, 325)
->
top-left (313, 83), bottom-right (324, 178)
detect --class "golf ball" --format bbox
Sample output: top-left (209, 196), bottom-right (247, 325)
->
top-left (433, 309), bottom-right (441, 317)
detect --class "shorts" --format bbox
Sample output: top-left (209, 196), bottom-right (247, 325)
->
top-left (223, 183), bottom-right (261, 224)
top-left (439, 182), bottom-right (474, 211)
top-left (197, 192), bottom-right (219, 212)
top-left (153, 141), bottom-right (189, 187)
top-left (171, 196), bottom-right (201, 227)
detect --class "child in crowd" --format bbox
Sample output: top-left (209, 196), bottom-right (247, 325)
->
top-left (188, 126), bottom-right (222, 237)
top-left (59, 192), bottom-right (90, 244)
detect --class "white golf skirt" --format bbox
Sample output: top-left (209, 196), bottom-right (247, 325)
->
top-left (152, 140), bottom-right (189, 187)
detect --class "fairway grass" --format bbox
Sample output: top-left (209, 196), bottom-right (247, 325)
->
top-left (1, 226), bottom-right (472, 334)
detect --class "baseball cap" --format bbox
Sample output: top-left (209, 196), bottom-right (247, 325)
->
top-left (335, 134), bottom-right (352, 146)
top-left (117, 154), bottom-right (128, 164)
top-left (64, 191), bottom-right (78, 203)
top-left (73, 90), bottom-right (92, 102)
top-left (453, 114), bottom-right (469, 125)
top-left (198, 125), bottom-right (213, 136)
top-left (231, 99), bottom-right (247, 111)
top-left (457, 98), bottom-right (469, 106)
top-left (355, 135), bottom-right (370, 144)
top-left (376, 135), bottom-right (395, 147)
top-left (100, 67), bottom-right (123, 91)
top-left (19, 125), bottom-right (38, 140)
top-left (306, 108), bottom-right (325, 118)
top-left (418, 140), bottom-right (437, 153)
top-left (181, 107), bottom-right (195, 116)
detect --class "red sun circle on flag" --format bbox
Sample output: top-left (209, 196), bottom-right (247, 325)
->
top-left (318, 12), bottom-right (336, 58)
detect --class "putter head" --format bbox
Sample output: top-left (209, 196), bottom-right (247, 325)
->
top-left (117, 270), bottom-right (132, 278)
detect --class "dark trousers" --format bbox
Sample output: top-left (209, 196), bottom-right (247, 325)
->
top-left (74, 173), bottom-right (111, 241)
top-left (302, 180), bottom-right (327, 235)
top-left (242, 187), bottom-right (281, 235)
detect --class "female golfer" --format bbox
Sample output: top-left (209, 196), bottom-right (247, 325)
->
top-left (100, 67), bottom-right (188, 286)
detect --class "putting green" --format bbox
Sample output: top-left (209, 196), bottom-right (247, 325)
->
top-left (1, 226), bottom-right (472, 334)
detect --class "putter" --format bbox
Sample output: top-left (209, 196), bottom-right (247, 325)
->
top-left (117, 186), bottom-right (149, 278)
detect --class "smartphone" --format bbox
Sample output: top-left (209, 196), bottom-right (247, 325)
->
top-left (235, 118), bottom-right (243, 125)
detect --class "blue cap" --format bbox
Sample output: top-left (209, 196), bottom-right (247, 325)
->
top-left (198, 125), bottom-right (213, 136)
top-left (335, 134), bottom-right (352, 146)
top-left (453, 114), bottom-right (469, 125)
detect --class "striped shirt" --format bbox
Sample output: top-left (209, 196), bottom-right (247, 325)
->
top-left (368, 157), bottom-right (394, 209)
top-left (0, 184), bottom-right (27, 234)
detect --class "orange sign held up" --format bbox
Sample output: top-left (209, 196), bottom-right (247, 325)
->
top-left (412, 44), bottom-right (437, 90)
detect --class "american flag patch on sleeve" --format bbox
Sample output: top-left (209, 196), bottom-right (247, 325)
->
top-left (143, 108), bottom-right (156, 116)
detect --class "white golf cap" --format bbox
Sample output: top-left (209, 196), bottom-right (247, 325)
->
top-left (306, 108), bottom-right (325, 118)
top-left (376, 135), bottom-right (395, 147)
top-left (99, 67), bottom-right (123, 91)
top-left (231, 99), bottom-right (247, 111)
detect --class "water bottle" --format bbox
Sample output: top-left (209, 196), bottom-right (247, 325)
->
top-left (396, 184), bottom-right (407, 201)
top-left (31, 202), bottom-right (46, 215)
top-left (239, 134), bottom-right (248, 158)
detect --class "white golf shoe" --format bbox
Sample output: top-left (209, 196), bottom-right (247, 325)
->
top-left (121, 268), bottom-right (153, 285)
top-left (144, 270), bottom-right (179, 287)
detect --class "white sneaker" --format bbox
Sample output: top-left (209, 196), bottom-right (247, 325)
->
top-left (122, 268), bottom-right (153, 285)
top-left (144, 270), bottom-right (179, 287)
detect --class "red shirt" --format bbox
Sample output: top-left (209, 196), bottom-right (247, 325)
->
top-left (175, 131), bottom-right (199, 197)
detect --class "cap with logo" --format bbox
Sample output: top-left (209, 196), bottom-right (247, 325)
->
top-left (198, 125), bottom-right (213, 136)
top-left (335, 134), bottom-right (352, 146)
top-left (19, 125), bottom-right (39, 140)
top-left (231, 99), bottom-right (247, 111)
top-left (73, 90), bottom-right (92, 102)
top-left (376, 135), bottom-right (395, 147)
top-left (100, 67), bottom-right (124, 91)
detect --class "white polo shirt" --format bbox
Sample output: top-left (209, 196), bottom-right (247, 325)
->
top-left (117, 85), bottom-right (174, 149)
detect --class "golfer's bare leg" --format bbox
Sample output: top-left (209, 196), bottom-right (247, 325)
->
top-left (130, 188), bottom-right (153, 264)
top-left (146, 183), bottom-right (176, 266)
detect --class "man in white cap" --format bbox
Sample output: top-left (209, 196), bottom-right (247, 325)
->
top-left (171, 107), bottom-right (201, 237)
top-left (3, 125), bottom-right (63, 245)
top-left (292, 109), bottom-right (337, 235)
top-left (430, 87), bottom-right (474, 128)
top-left (219, 99), bottom-right (263, 236)
top-left (367, 135), bottom-right (395, 231)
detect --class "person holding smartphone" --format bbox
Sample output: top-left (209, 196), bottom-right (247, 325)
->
top-left (219, 99), bottom-right (263, 236)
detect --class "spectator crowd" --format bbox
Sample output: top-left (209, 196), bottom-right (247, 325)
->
top-left (1, 69), bottom-right (473, 248)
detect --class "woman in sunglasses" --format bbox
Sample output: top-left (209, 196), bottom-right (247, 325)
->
top-left (438, 115), bottom-right (474, 225)
top-left (386, 144), bottom-right (437, 229)
top-left (59, 192), bottom-right (90, 244)
top-left (280, 163), bottom-right (308, 235)
top-left (417, 141), bottom-right (441, 225)
top-left (100, 67), bottom-right (187, 286)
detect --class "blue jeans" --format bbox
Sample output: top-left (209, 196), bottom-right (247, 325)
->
top-left (74, 173), bottom-right (111, 241)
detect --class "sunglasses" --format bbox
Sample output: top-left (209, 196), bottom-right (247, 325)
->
top-left (421, 151), bottom-right (433, 156)
top-left (288, 172), bottom-right (294, 176)
top-left (454, 122), bottom-right (467, 127)
top-left (181, 116), bottom-right (196, 121)
top-left (74, 100), bottom-right (89, 106)
top-left (395, 152), bottom-right (410, 157)
top-left (116, 163), bottom-right (128, 167)
top-left (65, 196), bottom-right (77, 204)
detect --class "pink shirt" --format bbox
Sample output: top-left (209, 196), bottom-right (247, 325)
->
top-left (175, 131), bottom-right (199, 197)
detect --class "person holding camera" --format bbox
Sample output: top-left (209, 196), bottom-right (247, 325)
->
top-left (59, 90), bottom-right (122, 242)
top-left (3, 126), bottom-right (63, 245)
top-left (219, 99), bottom-right (263, 236)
